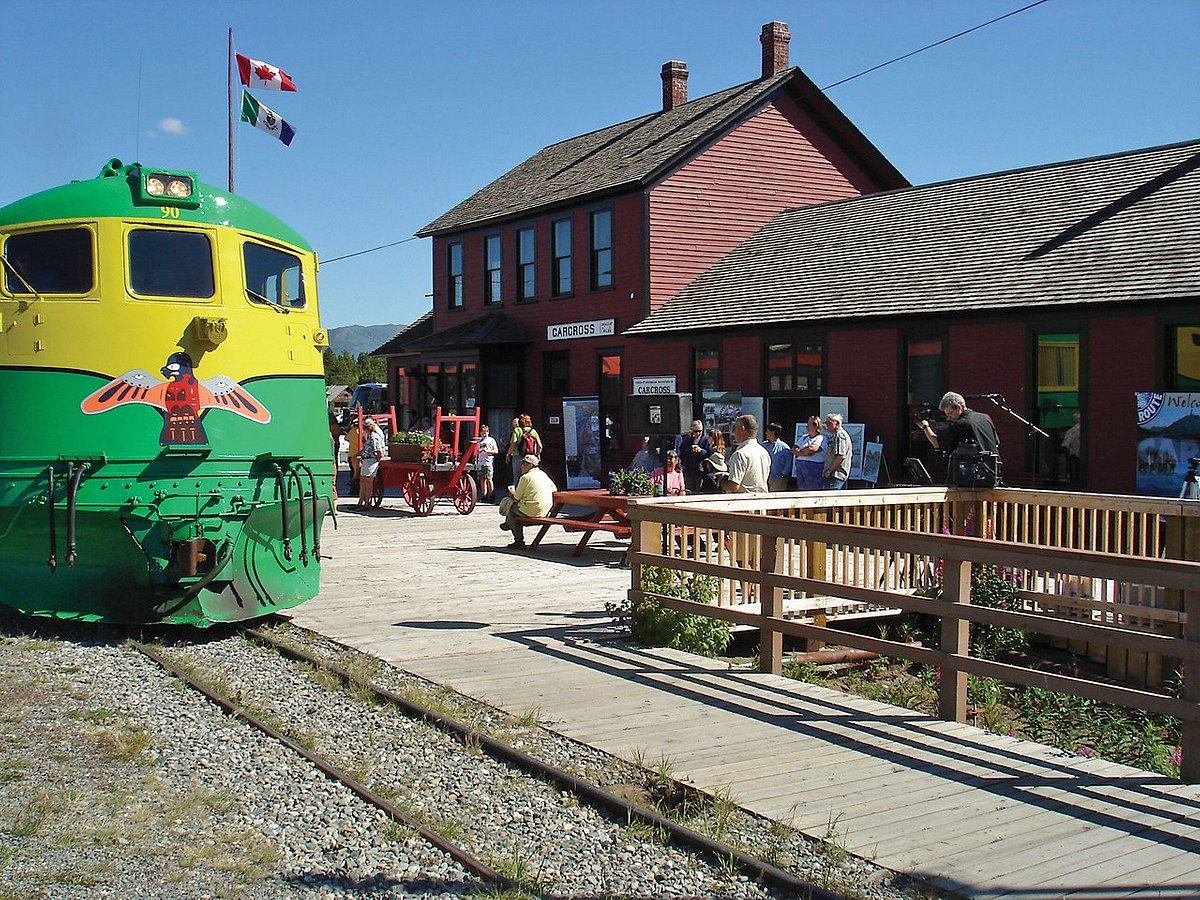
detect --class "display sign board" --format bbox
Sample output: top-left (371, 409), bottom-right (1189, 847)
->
top-left (820, 396), bottom-right (850, 421)
top-left (562, 396), bottom-right (603, 490)
top-left (632, 376), bottom-right (677, 395)
top-left (1136, 391), bottom-right (1200, 497)
top-left (547, 319), bottom-right (615, 341)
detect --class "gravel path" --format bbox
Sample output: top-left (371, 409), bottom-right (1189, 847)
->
top-left (0, 614), bottom-right (950, 899)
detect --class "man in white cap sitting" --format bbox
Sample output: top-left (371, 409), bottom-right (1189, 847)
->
top-left (502, 454), bottom-right (556, 549)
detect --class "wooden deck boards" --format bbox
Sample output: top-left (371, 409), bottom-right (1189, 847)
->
top-left (289, 502), bottom-right (1200, 898)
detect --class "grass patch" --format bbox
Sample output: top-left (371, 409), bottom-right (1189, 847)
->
top-left (91, 723), bottom-right (152, 762)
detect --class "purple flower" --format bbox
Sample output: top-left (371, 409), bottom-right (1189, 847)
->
top-left (1076, 746), bottom-right (1095, 758)
top-left (1170, 749), bottom-right (1183, 766)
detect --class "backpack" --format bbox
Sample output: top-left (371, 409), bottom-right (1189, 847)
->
top-left (520, 429), bottom-right (538, 456)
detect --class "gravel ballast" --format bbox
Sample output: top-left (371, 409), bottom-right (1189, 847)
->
top-left (0, 615), bottom-right (948, 899)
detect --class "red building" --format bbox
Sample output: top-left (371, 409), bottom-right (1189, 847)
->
top-left (377, 22), bottom-right (904, 479)
top-left (377, 22), bottom-right (1200, 494)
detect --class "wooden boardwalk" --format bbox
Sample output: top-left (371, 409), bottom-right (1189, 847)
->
top-left (291, 496), bottom-right (1200, 898)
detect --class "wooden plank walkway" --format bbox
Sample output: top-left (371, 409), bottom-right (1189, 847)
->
top-left (290, 496), bottom-right (1200, 898)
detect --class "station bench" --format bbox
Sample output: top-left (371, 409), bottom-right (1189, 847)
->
top-left (525, 514), bottom-right (632, 557)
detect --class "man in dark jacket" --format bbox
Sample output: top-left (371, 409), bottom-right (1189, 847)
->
top-left (678, 419), bottom-right (710, 494)
top-left (919, 391), bottom-right (1000, 454)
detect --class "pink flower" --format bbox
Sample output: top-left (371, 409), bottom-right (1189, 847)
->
top-left (1170, 749), bottom-right (1183, 766)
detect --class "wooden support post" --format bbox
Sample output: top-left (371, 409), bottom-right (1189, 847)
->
top-left (938, 556), bottom-right (971, 723)
top-left (629, 517), bottom-right (652, 607)
top-left (803, 509), bottom-right (828, 651)
top-left (760, 535), bottom-right (783, 675)
top-left (1179, 517), bottom-right (1200, 782)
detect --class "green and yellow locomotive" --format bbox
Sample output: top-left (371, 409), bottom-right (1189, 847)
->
top-left (0, 159), bottom-right (333, 625)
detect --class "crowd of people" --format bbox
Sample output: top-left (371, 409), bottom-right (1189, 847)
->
top-left (627, 412), bottom-right (859, 495)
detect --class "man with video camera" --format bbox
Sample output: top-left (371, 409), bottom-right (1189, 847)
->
top-left (918, 391), bottom-right (1000, 456)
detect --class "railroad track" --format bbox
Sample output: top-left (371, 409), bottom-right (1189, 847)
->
top-left (131, 624), bottom-right (844, 899)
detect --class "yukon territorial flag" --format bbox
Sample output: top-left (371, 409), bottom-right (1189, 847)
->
top-left (240, 92), bottom-right (295, 146)
top-left (235, 53), bottom-right (297, 91)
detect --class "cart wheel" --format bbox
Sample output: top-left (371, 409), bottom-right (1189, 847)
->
top-left (453, 475), bottom-right (478, 515)
top-left (371, 475), bottom-right (384, 508)
top-left (401, 473), bottom-right (419, 509)
top-left (412, 474), bottom-right (435, 516)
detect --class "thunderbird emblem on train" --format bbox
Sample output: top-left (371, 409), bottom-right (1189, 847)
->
top-left (81, 351), bottom-right (271, 445)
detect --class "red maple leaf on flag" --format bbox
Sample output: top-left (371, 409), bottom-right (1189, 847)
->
top-left (254, 63), bottom-right (276, 83)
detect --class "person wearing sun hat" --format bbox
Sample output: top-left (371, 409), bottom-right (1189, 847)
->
top-left (501, 454), bottom-right (555, 549)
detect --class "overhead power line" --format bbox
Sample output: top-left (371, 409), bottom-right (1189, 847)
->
top-left (820, 0), bottom-right (1054, 91)
top-left (323, 0), bottom-right (1054, 266)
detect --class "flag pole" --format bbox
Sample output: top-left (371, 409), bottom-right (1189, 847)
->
top-left (227, 27), bottom-right (234, 193)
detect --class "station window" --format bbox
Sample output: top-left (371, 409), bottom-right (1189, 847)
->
top-left (590, 210), bottom-right (612, 291)
top-left (693, 346), bottom-right (721, 395)
top-left (447, 242), bottom-right (463, 309)
top-left (244, 242), bottom-right (305, 309)
top-left (128, 229), bottom-right (214, 298)
top-left (906, 337), bottom-right (945, 410)
top-left (3, 227), bottom-right (93, 295)
top-left (544, 350), bottom-right (569, 398)
top-left (551, 218), bottom-right (572, 297)
top-left (765, 340), bottom-right (824, 394)
top-left (484, 235), bottom-right (502, 306)
top-left (1169, 326), bottom-right (1200, 389)
top-left (517, 227), bottom-right (536, 301)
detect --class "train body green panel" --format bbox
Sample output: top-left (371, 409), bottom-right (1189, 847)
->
top-left (0, 159), bottom-right (334, 626)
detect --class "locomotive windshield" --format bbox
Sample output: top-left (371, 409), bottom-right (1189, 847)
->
top-left (244, 241), bottom-right (305, 309)
top-left (3, 227), bottom-right (93, 294)
top-left (128, 229), bottom-right (215, 298)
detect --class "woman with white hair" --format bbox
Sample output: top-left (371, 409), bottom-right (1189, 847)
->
top-left (357, 418), bottom-right (386, 509)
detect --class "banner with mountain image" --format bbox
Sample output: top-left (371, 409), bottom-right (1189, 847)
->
top-left (1136, 392), bottom-right (1200, 497)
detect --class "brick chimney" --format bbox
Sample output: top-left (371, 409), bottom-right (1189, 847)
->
top-left (760, 21), bottom-right (790, 78)
top-left (661, 60), bottom-right (688, 111)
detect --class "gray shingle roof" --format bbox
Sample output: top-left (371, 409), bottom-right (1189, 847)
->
top-left (417, 68), bottom-right (904, 236)
top-left (626, 139), bottom-right (1200, 335)
top-left (372, 311), bottom-right (433, 356)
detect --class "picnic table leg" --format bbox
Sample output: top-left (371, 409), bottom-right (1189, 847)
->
top-left (529, 502), bottom-right (563, 550)
top-left (571, 531), bottom-right (595, 557)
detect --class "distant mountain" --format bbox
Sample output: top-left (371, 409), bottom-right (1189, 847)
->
top-left (326, 324), bottom-right (403, 356)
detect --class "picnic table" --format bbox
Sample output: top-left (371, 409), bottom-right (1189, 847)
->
top-left (526, 489), bottom-right (634, 556)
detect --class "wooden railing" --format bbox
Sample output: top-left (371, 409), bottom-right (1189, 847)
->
top-left (624, 488), bottom-right (1200, 781)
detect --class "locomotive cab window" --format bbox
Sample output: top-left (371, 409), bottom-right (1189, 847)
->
top-left (243, 242), bottom-right (305, 310)
top-left (128, 229), bottom-right (214, 298)
top-left (3, 227), bottom-right (93, 295)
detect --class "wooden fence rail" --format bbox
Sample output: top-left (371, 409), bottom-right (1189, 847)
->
top-left (624, 488), bottom-right (1200, 781)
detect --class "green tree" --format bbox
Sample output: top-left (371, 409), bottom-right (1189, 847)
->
top-left (323, 349), bottom-right (357, 385)
top-left (356, 352), bottom-right (386, 384)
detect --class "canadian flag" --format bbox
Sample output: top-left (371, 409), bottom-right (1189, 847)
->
top-left (235, 53), bottom-right (297, 91)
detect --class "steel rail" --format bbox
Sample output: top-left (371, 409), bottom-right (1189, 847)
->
top-left (130, 641), bottom-right (516, 893)
top-left (244, 626), bottom-right (843, 900)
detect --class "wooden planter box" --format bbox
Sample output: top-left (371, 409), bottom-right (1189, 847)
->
top-left (389, 443), bottom-right (427, 463)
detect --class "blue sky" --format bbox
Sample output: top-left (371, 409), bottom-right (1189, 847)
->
top-left (2, 0), bottom-right (1197, 330)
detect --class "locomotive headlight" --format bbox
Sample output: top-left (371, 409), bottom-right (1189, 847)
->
top-left (134, 167), bottom-right (200, 209)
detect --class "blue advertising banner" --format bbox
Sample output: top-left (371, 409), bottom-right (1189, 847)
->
top-left (562, 396), bottom-right (603, 489)
top-left (1136, 392), bottom-right (1200, 497)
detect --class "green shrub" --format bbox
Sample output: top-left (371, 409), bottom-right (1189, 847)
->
top-left (608, 469), bottom-right (654, 497)
top-left (919, 563), bottom-right (1028, 659)
top-left (607, 566), bottom-right (731, 657)
top-left (390, 431), bottom-right (433, 445)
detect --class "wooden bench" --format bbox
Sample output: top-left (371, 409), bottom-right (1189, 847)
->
top-left (524, 515), bottom-right (632, 556)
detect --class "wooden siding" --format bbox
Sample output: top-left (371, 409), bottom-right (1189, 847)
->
top-left (1089, 315), bottom-right (1156, 495)
top-left (827, 328), bottom-right (899, 451)
top-left (429, 193), bottom-right (645, 337)
top-left (647, 92), bottom-right (883, 311)
top-left (949, 319), bottom-right (1030, 481)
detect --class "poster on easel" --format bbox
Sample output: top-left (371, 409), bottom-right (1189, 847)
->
top-left (861, 441), bottom-right (883, 484)
top-left (740, 397), bottom-right (764, 430)
top-left (844, 423), bottom-right (866, 480)
top-left (562, 395), bottom-right (602, 490)
top-left (1136, 392), bottom-right (1200, 497)
top-left (820, 396), bottom-right (849, 422)
top-left (702, 391), bottom-right (741, 433)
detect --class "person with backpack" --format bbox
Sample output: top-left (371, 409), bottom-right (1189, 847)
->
top-left (506, 413), bottom-right (542, 487)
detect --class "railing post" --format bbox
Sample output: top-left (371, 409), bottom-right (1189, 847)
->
top-left (759, 535), bottom-right (783, 675)
top-left (1180, 516), bottom-right (1200, 782)
top-left (628, 515), bottom-right (651, 607)
top-left (803, 509), bottom-right (828, 651)
top-left (938, 556), bottom-right (971, 723)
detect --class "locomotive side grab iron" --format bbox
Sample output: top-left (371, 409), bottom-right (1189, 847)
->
top-left (0, 159), bottom-right (333, 625)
